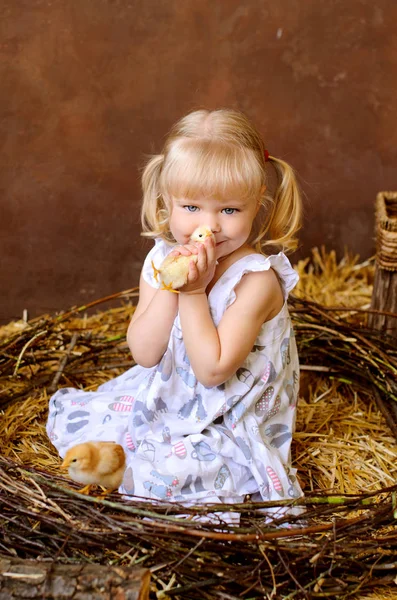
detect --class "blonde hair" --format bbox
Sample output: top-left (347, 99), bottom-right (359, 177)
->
top-left (141, 109), bottom-right (302, 253)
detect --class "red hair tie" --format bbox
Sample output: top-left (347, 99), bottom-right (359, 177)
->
top-left (264, 149), bottom-right (270, 162)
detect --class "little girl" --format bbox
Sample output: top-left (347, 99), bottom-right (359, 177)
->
top-left (47, 109), bottom-right (303, 505)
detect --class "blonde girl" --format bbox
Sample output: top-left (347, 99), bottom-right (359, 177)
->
top-left (47, 109), bottom-right (303, 506)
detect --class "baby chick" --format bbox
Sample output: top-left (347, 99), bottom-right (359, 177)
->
top-left (61, 441), bottom-right (126, 495)
top-left (152, 225), bottom-right (214, 292)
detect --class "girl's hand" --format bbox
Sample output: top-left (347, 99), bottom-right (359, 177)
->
top-left (180, 236), bottom-right (217, 295)
top-left (169, 244), bottom-right (199, 258)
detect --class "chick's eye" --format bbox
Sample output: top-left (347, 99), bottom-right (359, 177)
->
top-left (184, 205), bottom-right (199, 212)
top-left (72, 458), bottom-right (77, 463)
top-left (222, 208), bottom-right (237, 215)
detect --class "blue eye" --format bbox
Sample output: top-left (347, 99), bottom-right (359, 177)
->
top-left (222, 208), bottom-right (237, 215)
top-left (184, 205), bottom-right (199, 212)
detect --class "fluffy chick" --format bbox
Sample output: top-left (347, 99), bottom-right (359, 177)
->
top-left (61, 441), bottom-right (126, 495)
top-left (152, 225), bottom-right (214, 292)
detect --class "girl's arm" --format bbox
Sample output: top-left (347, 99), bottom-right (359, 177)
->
top-left (178, 241), bottom-right (283, 387)
top-left (127, 274), bottom-right (178, 367)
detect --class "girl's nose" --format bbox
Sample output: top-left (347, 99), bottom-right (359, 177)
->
top-left (205, 217), bottom-right (221, 233)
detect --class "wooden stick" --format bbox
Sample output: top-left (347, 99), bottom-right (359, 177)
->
top-left (372, 385), bottom-right (397, 440)
top-left (48, 333), bottom-right (79, 393)
top-left (0, 556), bottom-right (150, 600)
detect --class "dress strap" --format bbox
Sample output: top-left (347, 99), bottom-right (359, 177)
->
top-left (221, 252), bottom-right (299, 310)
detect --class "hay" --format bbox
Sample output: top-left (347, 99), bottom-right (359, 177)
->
top-left (0, 247), bottom-right (396, 599)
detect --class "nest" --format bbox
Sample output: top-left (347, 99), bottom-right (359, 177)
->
top-left (1, 247), bottom-right (397, 600)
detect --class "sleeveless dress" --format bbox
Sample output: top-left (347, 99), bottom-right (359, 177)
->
top-left (47, 239), bottom-right (303, 504)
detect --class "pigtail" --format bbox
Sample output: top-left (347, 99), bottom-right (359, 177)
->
top-left (255, 156), bottom-right (302, 254)
top-left (140, 155), bottom-right (170, 240)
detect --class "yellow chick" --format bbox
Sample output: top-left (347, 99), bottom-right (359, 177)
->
top-left (61, 441), bottom-right (126, 495)
top-left (152, 225), bottom-right (214, 292)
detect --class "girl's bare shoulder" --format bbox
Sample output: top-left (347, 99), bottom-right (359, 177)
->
top-left (232, 265), bottom-right (284, 323)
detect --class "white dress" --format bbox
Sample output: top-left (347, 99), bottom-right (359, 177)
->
top-left (47, 239), bottom-right (303, 504)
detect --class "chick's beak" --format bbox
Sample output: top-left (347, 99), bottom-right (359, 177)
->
top-left (61, 458), bottom-right (70, 470)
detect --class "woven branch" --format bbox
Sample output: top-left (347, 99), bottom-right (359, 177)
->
top-left (0, 456), bottom-right (396, 599)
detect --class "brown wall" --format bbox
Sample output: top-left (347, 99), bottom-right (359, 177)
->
top-left (1, 0), bottom-right (397, 322)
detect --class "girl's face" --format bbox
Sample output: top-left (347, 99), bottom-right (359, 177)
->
top-left (169, 195), bottom-right (259, 260)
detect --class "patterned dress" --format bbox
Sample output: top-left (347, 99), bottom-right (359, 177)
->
top-left (47, 239), bottom-right (303, 504)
